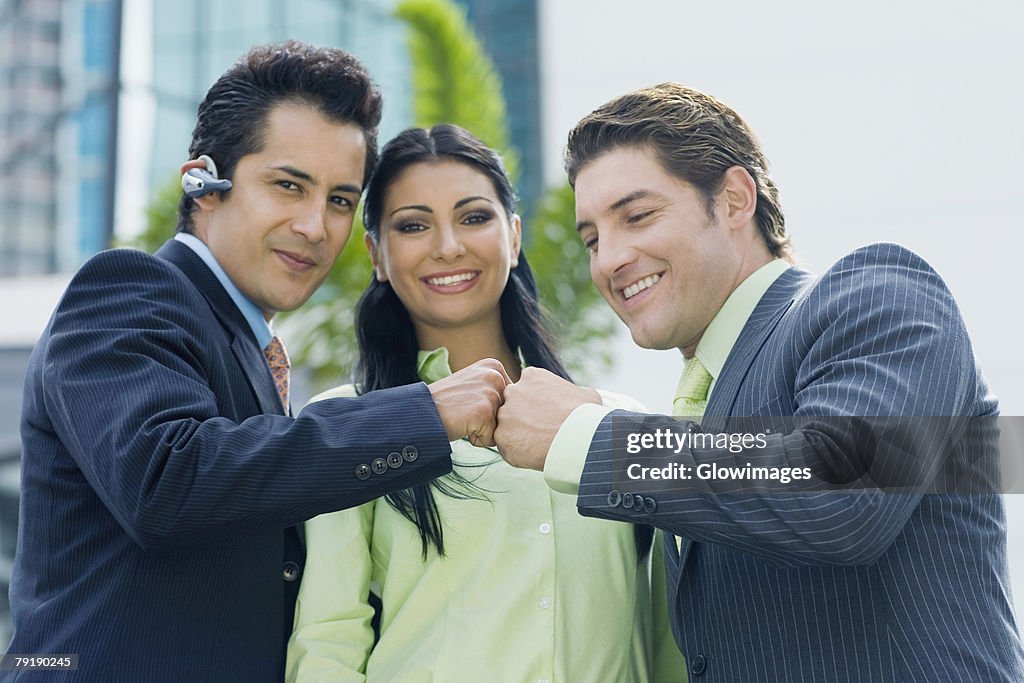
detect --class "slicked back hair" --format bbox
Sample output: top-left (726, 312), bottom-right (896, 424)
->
top-left (565, 82), bottom-right (791, 259)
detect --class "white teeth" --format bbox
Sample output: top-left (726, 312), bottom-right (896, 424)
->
top-left (623, 274), bottom-right (661, 300)
top-left (426, 272), bottom-right (477, 286)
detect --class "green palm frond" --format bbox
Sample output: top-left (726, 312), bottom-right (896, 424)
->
top-left (395, 0), bottom-right (519, 182)
top-left (527, 183), bottom-right (618, 376)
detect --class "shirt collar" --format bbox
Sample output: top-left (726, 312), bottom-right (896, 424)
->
top-left (416, 347), bottom-right (528, 384)
top-left (416, 347), bottom-right (454, 384)
top-left (691, 258), bottom-right (791, 387)
top-left (174, 233), bottom-right (274, 349)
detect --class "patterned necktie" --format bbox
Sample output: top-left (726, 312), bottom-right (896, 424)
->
top-left (672, 356), bottom-right (713, 421)
top-left (263, 336), bottom-right (291, 411)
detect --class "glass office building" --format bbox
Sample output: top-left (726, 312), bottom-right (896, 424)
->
top-left (0, 0), bottom-right (120, 275)
top-left (457, 0), bottom-right (542, 213)
top-left (0, 0), bottom-right (62, 275)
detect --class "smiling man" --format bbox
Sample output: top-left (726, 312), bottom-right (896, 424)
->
top-left (494, 83), bottom-right (1024, 681)
top-left (8, 42), bottom-right (508, 682)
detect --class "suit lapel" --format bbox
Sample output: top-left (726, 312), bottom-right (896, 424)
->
top-left (704, 267), bottom-right (812, 424)
top-left (156, 239), bottom-right (285, 417)
top-left (677, 267), bottom-right (813, 570)
top-left (158, 240), bottom-right (301, 555)
top-left (231, 337), bottom-right (286, 416)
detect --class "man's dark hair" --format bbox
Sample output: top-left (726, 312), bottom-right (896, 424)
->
top-left (564, 82), bottom-right (791, 259)
top-left (176, 40), bottom-right (383, 233)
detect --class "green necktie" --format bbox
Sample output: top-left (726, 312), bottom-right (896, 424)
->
top-left (672, 356), bottom-right (712, 421)
top-left (671, 356), bottom-right (712, 553)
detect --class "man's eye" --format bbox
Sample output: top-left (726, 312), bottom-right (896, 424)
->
top-left (330, 196), bottom-right (352, 208)
top-left (276, 180), bottom-right (299, 191)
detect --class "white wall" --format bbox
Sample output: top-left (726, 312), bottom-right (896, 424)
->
top-left (539, 0), bottom-right (1024, 615)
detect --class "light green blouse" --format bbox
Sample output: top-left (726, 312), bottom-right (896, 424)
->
top-left (286, 349), bottom-right (687, 682)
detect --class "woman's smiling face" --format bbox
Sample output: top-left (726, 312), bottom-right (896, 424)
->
top-left (368, 160), bottom-right (521, 340)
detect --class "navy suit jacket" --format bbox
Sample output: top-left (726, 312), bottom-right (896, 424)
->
top-left (6, 240), bottom-right (453, 682)
top-left (578, 244), bottom-right (1023, 681)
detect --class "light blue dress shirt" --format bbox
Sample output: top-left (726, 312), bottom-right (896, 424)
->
top-left (173, 232), bottom-right (274, 348)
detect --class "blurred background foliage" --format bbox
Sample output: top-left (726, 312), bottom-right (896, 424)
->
top-left (131, 0), bottom-right (615, 389)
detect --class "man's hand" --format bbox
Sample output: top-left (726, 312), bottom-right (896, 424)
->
top-left (495, 367), bottom-right (601, 470)
top-left (428, 359), bottom-right (510, 447)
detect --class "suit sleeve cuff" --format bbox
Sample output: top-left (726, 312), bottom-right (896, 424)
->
top-left (542, 403), bottom-right (614, 495)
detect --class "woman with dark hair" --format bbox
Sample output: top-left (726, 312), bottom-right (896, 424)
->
top-left (286, 125), bottom-right (684, 682)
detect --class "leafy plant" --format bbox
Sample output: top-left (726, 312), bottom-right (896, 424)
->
top-left (395, 0), bottom-right (519, 182)
top-left (526, 183), bottom-right (617, 375)
top-left (126, 172), bottom-right (179, 249)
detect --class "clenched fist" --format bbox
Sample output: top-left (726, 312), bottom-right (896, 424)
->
top-left (428, 358), bottom-right (510, 447)
top-left (495, 367), bottom-right (601, 470)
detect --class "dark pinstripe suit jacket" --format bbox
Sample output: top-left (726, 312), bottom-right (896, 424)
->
top-left (578, 243), bottom-right (1023, 682)
top-left (6, 240), bottom-right (453, 682)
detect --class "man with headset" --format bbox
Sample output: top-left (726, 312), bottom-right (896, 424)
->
top-left (6, 42), bottom-right (507, 682)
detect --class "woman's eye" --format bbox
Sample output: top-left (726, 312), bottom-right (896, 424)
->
top-left (463, 211), bottom-right (493, 225)
top-left (396, 221), bottom-right (427, 233)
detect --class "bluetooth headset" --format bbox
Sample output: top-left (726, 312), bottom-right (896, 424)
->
top-left (181, 154), bottom-right (233, 198)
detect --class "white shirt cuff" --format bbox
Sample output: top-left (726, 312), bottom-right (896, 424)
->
top-left (542, 403), bottom-right (614, 495)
